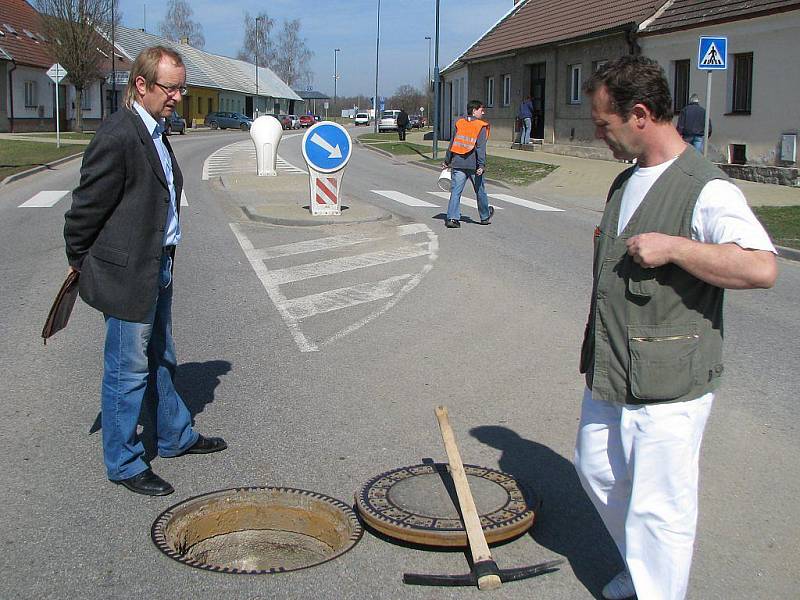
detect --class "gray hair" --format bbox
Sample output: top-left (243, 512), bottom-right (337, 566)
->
top-left (688, 93), bottom-right (700, 104)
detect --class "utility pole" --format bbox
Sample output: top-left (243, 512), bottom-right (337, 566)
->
top-left (255, 16), bottom-right (263, 118)
top-left (433, 0), bottom-right (440, 159)
top-left (425, 35), bottom-right (431, 127)
top-left (374, 0), bottom-right (380, 133)
top-left (334, 48), bottom-right (341, 117)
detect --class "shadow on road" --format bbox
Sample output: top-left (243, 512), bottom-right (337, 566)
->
top-left (470, 425), bottom-right (621, 599)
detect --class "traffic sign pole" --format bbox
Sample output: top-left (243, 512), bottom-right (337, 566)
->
top-left (704, 71), bottom-right (712, 158)
top-left (47, 63), bottom-right (68, 148)
top-left (301, 122), bottom-right (353, 216)
top-left (697, 36), bottom-right (727, 159)
top-left (55, 76), bottom-right (60, 148)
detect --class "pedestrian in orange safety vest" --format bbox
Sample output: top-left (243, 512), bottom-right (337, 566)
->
top-left (442, 100), bottom-right (494, 228)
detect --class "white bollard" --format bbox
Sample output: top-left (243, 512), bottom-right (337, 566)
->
top-left (249, 115), bottom-right (283, 176)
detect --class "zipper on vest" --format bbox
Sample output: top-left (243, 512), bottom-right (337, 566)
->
top-left (630, 334), bottom-right (699, 342)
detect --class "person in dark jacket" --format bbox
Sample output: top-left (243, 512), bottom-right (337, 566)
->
top-left (64, 46), bottom-right (227, 497)
top-left (676, 94), bottom-right (711, 153)
top-left (397, 109), bottom-right (409, 140)
top-left (518, 96), bottom-right (534, 144)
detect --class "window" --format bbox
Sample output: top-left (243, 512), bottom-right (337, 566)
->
top-left (569, 64), bottom-right (582, 104)
top-left (81, 87), bottom-right (91, 110)
top-left (486, 76), bottom-right (494, 107)
top-left (732, 52), bottom-right (753, 113)
top-left (673, 59), bottom-right (690, 113)
top-left (592, 60), bottom-right (607, 72)
top-left (24, 80), bottom-right (37, 107)
top-left (502, 74), bottom-right (511, 106)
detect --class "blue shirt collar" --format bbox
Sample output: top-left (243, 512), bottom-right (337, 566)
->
top-left (132, 101), bottom-right (164, 137)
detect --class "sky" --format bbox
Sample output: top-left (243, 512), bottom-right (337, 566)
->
top-left (116, 0), bottom-right (517, 97)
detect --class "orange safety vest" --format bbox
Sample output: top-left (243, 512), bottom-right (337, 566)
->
top-left (450, 118), bottom-right (490, 154)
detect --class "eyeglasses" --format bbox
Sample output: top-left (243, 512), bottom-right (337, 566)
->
top-left (154, 81), bottom-right (187, 96)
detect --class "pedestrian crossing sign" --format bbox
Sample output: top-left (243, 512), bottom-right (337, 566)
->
top-left (698, 36), bottom-right (727, 70)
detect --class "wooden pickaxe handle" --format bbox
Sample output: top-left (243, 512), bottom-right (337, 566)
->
top-left (435, 405), bottom-right (502, 591)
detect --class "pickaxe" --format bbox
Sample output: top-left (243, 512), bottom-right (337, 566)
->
top-left (403, 406), bottom-right (564, 590)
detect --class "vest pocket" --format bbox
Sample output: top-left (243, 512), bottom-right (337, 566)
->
top-left (627, 324), bottom-right (699, 401)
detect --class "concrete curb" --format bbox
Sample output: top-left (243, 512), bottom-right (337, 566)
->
top-left (242, 204), bottom-right (393, 227)
top-left (776, 245), bottom-right (800, 262)
top-left (1, 151), bottom-right (84, 185)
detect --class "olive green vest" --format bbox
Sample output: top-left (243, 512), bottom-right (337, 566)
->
top-left (580, 148), bottom-right (728, 405)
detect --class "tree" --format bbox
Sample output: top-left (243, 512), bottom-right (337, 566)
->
top-left (158, 0), bottom-right (204, 49)
top-left (36, 0), bottom-right (117, 132)
top-left (388, 84), bottom-right (425, 114)
top-left (273, 19), bottom-right (313, 89)
top-left (237, 12), bottom-right (275, 70)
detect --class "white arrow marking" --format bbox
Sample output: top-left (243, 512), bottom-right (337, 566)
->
top-left (310, 132), bottom-right (342, 159)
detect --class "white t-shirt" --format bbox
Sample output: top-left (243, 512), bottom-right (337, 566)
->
top-left (618, 157), bottom-right (776, 253)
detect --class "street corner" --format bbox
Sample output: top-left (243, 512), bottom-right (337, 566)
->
top-left (242, 198), bottom-right (393, 227)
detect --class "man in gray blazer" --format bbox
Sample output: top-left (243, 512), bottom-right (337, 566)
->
top-left (64, 46), bottom-right (226, 496)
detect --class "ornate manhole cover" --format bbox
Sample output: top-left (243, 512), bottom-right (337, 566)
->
top-left (355, 463), bottom-right (537, 547)
top-left (151, 486), bottom-right (362, 574)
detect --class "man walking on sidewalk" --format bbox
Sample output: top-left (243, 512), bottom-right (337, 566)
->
top-left (518, 95), bottom-right (534, 144)
top-left (576, 55), bottom-right (777, 600)
top-left (397, 109), bottom-right (409, 141)
top-left (64, 46), bottom-right (227, 497)
top-left (442, 100), bottom-right (494, 228)
top-left (676, 94), bottom-right (711, 153)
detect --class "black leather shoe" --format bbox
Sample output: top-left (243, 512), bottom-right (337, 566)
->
top-left (115, 469), bottom-right (174, 496)
top-left (480, 206), bottom-right (495, 225)
top-left (445, 219), bottom-right (461, 228)
top-left (182, 434), bottom-right (228, 455)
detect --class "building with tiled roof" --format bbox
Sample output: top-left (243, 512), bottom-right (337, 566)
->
top-left (439, 0), bottom-right (800, 171)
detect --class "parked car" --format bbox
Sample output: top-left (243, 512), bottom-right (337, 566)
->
top-left (165, 112), bottom-right (186, 135)
top-left (299, 114), bottom-right (315, 127)
top-left (205, 111), bottom-right (252, 130)
top-left (276, 114), bottom-right (293, 130)
top-left (354, 112), bottom-right (370, 126)
top-left (378, 109), bottom-right (401, 132)
top-left (408, 115), bottom-right (423, 129)
top-left (287, 114), bottom-right (300, 129)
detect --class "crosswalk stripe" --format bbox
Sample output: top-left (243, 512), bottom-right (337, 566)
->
top-left (277, 275), bottom-right (414, 320)
top-left (427, 191), bottom-right (504, 211)
top-left (19, 190), bottom-right (69, 207)
top-left (488, 193), bottom-right (563, 212)
top-left (372, 190), bottom-right (438, 207)
top-left (180, 190), bottom-right (188, 206)
top-left (264, 245), bottom-right (432, 286)
top-left (249, 232), bottom-right (378, 260)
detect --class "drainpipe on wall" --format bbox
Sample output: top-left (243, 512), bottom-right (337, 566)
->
top-left (626, 27), bottom-right (641, 55)
top-left (8, 60), bottom-right (16, 132)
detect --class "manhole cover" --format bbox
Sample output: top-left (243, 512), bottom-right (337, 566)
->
top-left (355, 463), bottom-right (537, 547)
top-left (151, 486), bottom-right (362, 574)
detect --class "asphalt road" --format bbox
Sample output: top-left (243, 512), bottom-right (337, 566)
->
top-left (1, 125), bottom-right (798, 599)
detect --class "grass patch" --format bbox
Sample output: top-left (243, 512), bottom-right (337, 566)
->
top-left (24, 132), bottom-right (94, 141)
top-left (752, 206), bottom-right (800, 250)
top-left (422, 155), bottom-right (557, 186)
top-left (0, 140), bottom-right (83, 180)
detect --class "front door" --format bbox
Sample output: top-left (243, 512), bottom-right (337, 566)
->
top-left (529, 63), bottom-right (546, 140)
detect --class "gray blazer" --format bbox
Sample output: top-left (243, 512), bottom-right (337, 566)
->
top-left (64, 107), bottom-right (183, 322)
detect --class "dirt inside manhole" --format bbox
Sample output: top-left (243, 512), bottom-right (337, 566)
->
top-left (151, 486), bottom-right (363, 574)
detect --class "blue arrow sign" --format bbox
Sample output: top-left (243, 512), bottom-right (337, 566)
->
top-left (301, 122), bottom-right (352, 173)
top-left (698, 36), bottom-right (727, 70)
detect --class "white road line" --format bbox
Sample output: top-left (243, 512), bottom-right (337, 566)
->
top-left (180, 190), bottom-right (188, 206)
top-left (427, 191), bottom-right (504, 211)
top-left (19, 190), bottom-right (69, 207)
top-left (278, 275), bottom-right (413, 320)
top-left (249, 232), bottom-right (378, 260)
top-left (372, 190), bottom-right (438, 207)
top-left (488, 193), bottom-right (563, 212)
top-left (264, 246), bottom-right (432, 286)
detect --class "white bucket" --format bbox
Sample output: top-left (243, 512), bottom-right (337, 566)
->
top-left (437, 168), bottom-right (452, 192)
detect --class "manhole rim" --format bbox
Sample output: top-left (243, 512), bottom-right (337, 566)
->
top-left (151, 485), bottom-right (363, 575)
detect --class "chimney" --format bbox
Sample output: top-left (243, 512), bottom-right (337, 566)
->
top-left (180, 36), bottom-right (189, 44)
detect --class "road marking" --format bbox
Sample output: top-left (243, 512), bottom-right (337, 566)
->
top-left (427, 191), bottom-right (504, 211)
top-left (230, 222), bottom-right (438, 352)
top-left (488, 193), bottom-right (563, 212)
top-left (203, 139), bottom-right (306, 179)
top-left (180, 190), bottom-right (188, 206)
top-left (372, 190), bottom-right (438, 207)
top-left (18, 190), bottom-right (69, 207)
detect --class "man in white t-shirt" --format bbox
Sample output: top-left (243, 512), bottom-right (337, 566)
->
top-left (575, 56), bottom-right (777, 600)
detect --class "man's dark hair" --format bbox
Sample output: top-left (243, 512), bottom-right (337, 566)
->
top-left (583, 55), bottom-right (673, 123)
top-left (467, 100), bottom-right (484, 116)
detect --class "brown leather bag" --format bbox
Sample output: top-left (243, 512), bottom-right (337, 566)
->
top-left (42, 270), bottom-right (79, 344)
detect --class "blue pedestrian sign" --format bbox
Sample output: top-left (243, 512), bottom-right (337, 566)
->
top-left (301, 122), bottom-right (352, 173)
top-left (698, 36), bottom-right (727, 70)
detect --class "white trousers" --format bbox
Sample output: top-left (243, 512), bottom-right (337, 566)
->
top-left (574, 388), bottom-right (713, 600)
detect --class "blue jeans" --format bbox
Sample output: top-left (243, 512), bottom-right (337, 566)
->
top-left (688, 135), bottom-right (704, 153)
top-left (101, 251), bottom-right (197, 480)
top-left (447, 169), bottom-right (491, 222)
top-left (521, 117), bottom-right (532, 144)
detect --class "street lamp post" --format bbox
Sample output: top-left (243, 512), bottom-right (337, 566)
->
top-left (334, 48), bottom-right (341, 117)
top-left (433, 0), bottom-right (441, 159)
top-left (374, 0), bottom-right (381, 134)
top-left (255, 16), bottom-right (263, 118)
top-left (425, 35), bottom-right (431, 128)
top-left (111, 0), bottom-right (116, 114)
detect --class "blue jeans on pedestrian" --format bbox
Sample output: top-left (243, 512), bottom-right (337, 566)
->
top-left (447, 168), bottom-right (491, 222)
top-left (521, 117), bottom-right (532, 144)
top-left (688, 135), bottom-right (704, 153)
top-left (101, 250), bottom-right (197, 481)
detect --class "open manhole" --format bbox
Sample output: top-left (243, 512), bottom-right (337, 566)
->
top-left (151, 486), bottom-right (363, 574)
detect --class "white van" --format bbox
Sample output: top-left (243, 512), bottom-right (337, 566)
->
top-left (354, 112), bottom-right (370, 126)
top-left (379, 109), bottom-right (401, 132)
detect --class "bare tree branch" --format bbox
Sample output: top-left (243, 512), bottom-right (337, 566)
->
top-left (273, 19), bottom-right (312, 89)
top-left (158, 0), bottom-right (204, 48)
top-left (237, 11), bottom-right (275, 70)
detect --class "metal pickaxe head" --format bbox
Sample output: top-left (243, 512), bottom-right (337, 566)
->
top-left (403, 557), bottom-right (564, 589)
